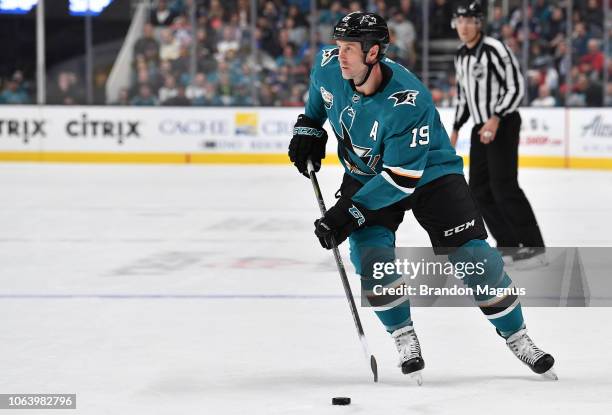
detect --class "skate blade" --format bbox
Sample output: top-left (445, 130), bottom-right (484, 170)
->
top-left (541, 369), bottom-right (558, 381)
top-left (409, 370), bottom-right (423, 386)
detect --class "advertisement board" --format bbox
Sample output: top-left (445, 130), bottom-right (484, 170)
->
top-left (569, 109), bottom-right (612, 158)
top-left (0, 106), bottom-right (609, 169)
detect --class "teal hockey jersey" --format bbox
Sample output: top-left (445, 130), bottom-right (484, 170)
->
top-left (305, 46), bottom-right (464, 211)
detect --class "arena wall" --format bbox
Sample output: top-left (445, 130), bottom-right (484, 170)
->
top-left (1, 106), bottom-right (611, 169)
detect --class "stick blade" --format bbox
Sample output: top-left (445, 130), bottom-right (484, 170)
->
top-left (370, 355), bottom-right (378, 383)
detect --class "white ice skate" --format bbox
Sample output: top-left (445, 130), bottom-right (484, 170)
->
top-left (391, 326), bottom-right (425, 386)
top-left (505, 328), bottom-right (558, 380)
top-left (500, 247), bottom-right (548, 269)
top-left (512, 247), bottom-right (549, 270)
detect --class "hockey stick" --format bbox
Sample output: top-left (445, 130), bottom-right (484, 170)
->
top-left (306, 159), bottom-right (378, 383)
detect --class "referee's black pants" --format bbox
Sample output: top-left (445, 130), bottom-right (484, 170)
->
top-left (468, 111), bottom-right (544, 248)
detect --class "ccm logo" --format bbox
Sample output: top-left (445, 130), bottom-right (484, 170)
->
top-left (444, 219), bottom-right (475, 237)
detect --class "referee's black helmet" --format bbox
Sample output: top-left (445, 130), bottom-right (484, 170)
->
top-left (452, 1), bottom-right (484, 28)
top-left (332, 12), bottom-right (390, 60)
top-left (453, 1), bottom-right (484, 19)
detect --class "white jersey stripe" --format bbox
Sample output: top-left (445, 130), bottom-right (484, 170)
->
top-left (381, 171), bottom-right (416, 194)
top-left (382, 164), bottom-right (423, 178)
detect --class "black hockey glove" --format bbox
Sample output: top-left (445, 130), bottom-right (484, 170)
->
top-left (288, 114), bottom-right (328, 178)
top-left (314, 197), bottom-right (369, 249)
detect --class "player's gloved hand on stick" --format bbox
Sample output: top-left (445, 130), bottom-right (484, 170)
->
top-left (314, 197), bottom-right (370, 249)
top-left (288, 114), bottom-right (328, 178)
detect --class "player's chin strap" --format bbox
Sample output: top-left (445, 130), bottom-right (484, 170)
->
top-left (354, 50), bottom-right (379, 87)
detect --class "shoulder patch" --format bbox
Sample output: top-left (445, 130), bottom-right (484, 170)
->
top-left (320, 86), bottom-right (333, 109)
top-left (321, 48), bottom-right (339, 67)
top-left (388, 90), bottom-right (419, 107)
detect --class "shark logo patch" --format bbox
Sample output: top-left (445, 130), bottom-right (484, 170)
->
top-left (332, 121), bottom-right (377, 175)
top-left (388, 90), bottom-right (419, 107)
top-left (321, 48), bottom-right (339, 66)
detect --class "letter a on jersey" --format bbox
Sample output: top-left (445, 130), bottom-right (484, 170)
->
top-left (370, 121), bottom-right (378, 141)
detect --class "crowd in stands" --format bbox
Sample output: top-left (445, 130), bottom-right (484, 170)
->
top-left (119, 0), bottom-right (426, 107)
top-left (484, 0), bottom-right (610, 107)
top-left (0, 69), bottom-right (96, 105)
top-left (1, 0), bottom-right (610, 107)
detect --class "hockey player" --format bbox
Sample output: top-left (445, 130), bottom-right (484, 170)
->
top-left (288, 11), bottom-right (556, 383)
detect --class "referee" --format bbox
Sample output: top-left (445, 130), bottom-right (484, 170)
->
top-left (449, 1), bottom-right (545, 264)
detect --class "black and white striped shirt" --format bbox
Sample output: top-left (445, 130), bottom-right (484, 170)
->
top-left (453, 33), bottom-right (524, 130)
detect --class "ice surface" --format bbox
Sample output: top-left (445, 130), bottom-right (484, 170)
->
top-left (1, 164), bottom-right (611, 414)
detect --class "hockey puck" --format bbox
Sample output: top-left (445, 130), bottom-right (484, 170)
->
top-left (332, 397), bottom-right (351, 405)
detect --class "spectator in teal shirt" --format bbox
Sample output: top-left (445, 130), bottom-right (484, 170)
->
top-left (0, 78), bottom-right (30, 104)
top-left (130, 84), bottom-right (158, 106)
